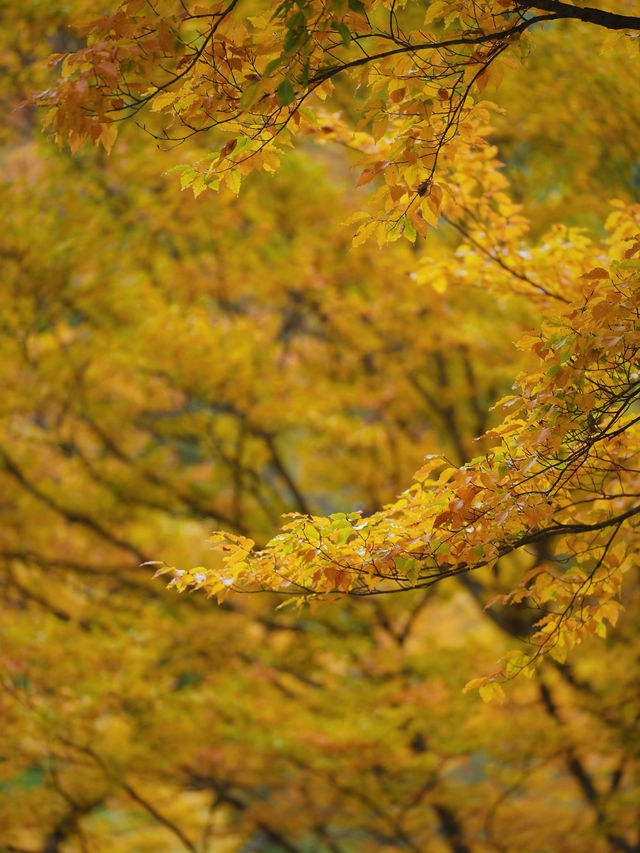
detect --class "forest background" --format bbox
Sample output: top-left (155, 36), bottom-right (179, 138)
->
top-left (1, 0), bottom-right (640, 851)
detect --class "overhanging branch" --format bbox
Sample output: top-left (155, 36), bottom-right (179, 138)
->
top-left (519, 0), bottom-right (640, 30)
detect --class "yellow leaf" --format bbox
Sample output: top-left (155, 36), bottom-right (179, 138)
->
top-left (479, 682), bottom-right (506, 704)
top-left (151, 91), bottom-right (178, 112)
top-left (191, 174), bottom-right (207, 197)
top-left (69, 130), bottom-right (88, 154)
top-left (462, 677), bottom-right (486, 695)
top-left (226, 169), bottom-right (242, 195)
top-left (100, 123), bottom-right (117, 154)
top-left (371, 117), bottom-right (388, 141)
top-left (352, 219), bottom-right (376, 247)
top-left (343, 210), bottom-right (370, 226)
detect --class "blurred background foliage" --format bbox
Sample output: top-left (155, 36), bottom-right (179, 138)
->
top-left (0, 2), bottom-right (639, 851)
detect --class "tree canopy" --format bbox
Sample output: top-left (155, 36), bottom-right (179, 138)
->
top-left (39, 0), bottom-right (640, 238)
top-left (1, 0), bottom-right (640, 850)
top-left (37, 0), bottom-right (640, 678)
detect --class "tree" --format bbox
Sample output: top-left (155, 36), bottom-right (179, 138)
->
top-left (1, 1), bottom-right (639, 850)
top-left (38, 0), bottom-right (640, 238)
top-left (37, 0), bottom-right (640, 681)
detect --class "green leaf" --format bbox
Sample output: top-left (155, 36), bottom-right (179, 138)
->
top-left (233, 136), bottom-right (252, 155)
top-left (164, 164), bottom-right (190, 176)
top-left (403, 217), bottom-right (417, 242)
top-left (226, 169), bottom-right (241, 195)
top-left (239, 81), bottom-right (261, 109)
top-left (286, 8), bottom-right (305, 29)
top-left (284, 10), bottom-right (307, 53)
top-left (278, 79), bottom-right (296, 106)
top-left (273, 0), bottom-right (291, 19)
top-left (284, 30), bottom-right (306, 54)
top-left (264, 56), bottom-right (283, 76)
top-left (332, 21), bottom-right (351, 47)
top-left (180, 169), bottom-right (197, 190)
top-left (348, 0), bottom-right (366, 14)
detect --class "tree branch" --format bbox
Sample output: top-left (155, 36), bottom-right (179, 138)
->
top-left (520, 0), bottom-right (640, 31)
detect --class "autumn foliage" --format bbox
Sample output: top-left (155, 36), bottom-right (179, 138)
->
top-left (2, 0), bottom-right (640, 850)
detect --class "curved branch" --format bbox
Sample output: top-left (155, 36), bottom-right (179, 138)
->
top-left (519, 0), bottom-right (640, 31)
top-left (310, 14), bottom-right (560, 86)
